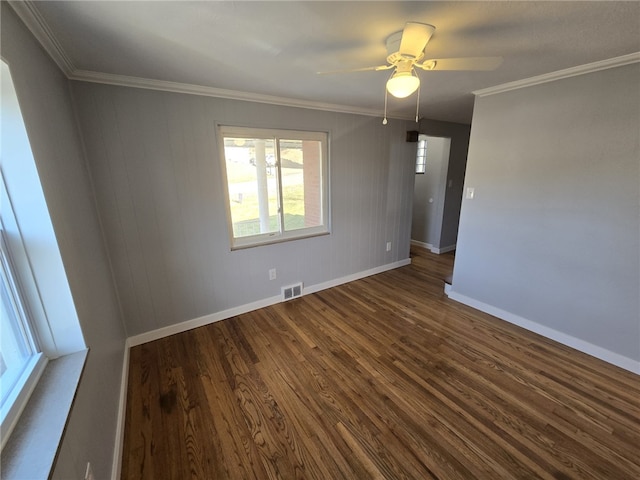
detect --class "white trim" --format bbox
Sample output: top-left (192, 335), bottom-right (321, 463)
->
top-left (7, 1), bottom-right (75, 75)
top-left (8, 2), bottom-right (408, 120)
top-left (410, 240), bottom-right (432, 250)
top-left (474, 52), bottom-right (640, 97)
top-left (304, 259), bottom-right (411, 295)
top-left (410, 239), bottom-right (455, 255)
top-left (127, 258), bottom-right (411, 347)
top-left (127, 294), bottom-right (279, 347)
top-left (12, 2), bottom-right (637, 119)
top-left (0, 353), bottom-right (48, 450)
top-left (447, 290), bottom-right (640, 375)
top-left (431, 244), bottom-right (456, 254)
top-left (1, 350), bottom-right (88, 480)
top-left (68, 69), bottom-right (412, 120)
top-left (110, 344), bottom-right (130, 480)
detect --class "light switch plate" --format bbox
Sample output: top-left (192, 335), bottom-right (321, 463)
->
top-left (466, 187), bottom-right (475, 199)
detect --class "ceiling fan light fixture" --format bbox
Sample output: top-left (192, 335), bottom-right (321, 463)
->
top-left (386, 71), bottom-right (420, 98)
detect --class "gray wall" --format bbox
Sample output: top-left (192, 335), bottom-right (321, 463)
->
top-left (70, 82), bottom-right (417, 337)
top-left (452, 62), bottom-right (640, 364)
top-left (1, 5), bottom-right (127, 479)
top-left (418, 119), bottom-right (471, 249)
top-left (411, 136), bottom-right (451, 247)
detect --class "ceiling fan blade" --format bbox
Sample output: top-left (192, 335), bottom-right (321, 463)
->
top-left (417, 57), bottom-right (503, 71)
top-left (398, 22), bottom-right (436, 58)
top-left (317, 64), bottom-right (393, 75)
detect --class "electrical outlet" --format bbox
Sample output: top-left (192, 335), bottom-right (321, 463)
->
top-left (269, 268), bottom-right (277, 280)
top-left (386, 242), bottom-right (392, 252)
top-left (84, 462), bottom-right (95, 480)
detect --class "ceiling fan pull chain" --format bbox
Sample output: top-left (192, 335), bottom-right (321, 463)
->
top-left (415, 80), bottom-right (421, 123)
top-left (382, 86), bottom-right (388, 125)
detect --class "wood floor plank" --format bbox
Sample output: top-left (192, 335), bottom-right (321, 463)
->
top-left (121, 246), bottom-right (640, 479)
top-left (197, 355), bottom-right (268, 478)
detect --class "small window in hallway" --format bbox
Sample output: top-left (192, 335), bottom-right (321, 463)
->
top-left (416, 134), bottom-right (427, 174)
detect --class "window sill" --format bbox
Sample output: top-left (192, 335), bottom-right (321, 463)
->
top-left (1, 349), bottom-right (88, 479)
top-left (231, 230), bottom-right (330, 250)
top-left (1, 353), bottom-right (48, 449)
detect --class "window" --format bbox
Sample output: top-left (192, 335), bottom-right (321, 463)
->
top-left (1, 59), bottom-right (83, 454)
top-left (416, 134), bottom-right (427, 174)
top-left (0, 227), bottom-right (45, 449)
top-left (1, 60), bottom-right (51, 449)
top-left (219, 126), bottom-right (329, 249)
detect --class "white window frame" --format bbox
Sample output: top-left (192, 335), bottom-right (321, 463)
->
top-left (218, 126), bottom-right (330, 250)
top-left (416, 134), bottom-right (427, 174)
top-left (0, 59), bottom-right (84, 457)
top-left (0, 227), bottom-right (47, 450)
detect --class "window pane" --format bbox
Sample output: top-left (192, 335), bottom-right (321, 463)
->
top-left (0, 252), bottom-right (34, 409)
top-left (223, 138), bottom-right (280, 238)
top-left (280, 139), bottom-right (323, 232)
top-left (416, 138), bottom-right (427, 174)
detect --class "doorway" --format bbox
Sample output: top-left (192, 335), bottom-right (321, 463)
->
top-left (410, 134), bottom-right (455, 254)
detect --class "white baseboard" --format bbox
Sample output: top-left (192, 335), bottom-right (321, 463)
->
top-left (410, 239), bottom-right (432, 250)
top-left (127, 258), bottom-right (411, 348)
top-left (111, 343), bottom-right (130, 480)
top-left (127, 295), bottom-right (281, 347)
top-left (304, 258), bottom-right (411, 295)
top-left (410, 240), bottom-right (456, 255)
top-left (447, 290), bottom-right (640, 375)
top-left (432, 244), bottom-right (456, 254)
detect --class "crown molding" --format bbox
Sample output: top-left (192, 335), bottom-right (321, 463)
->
top-left (68, 69), bottom-right (412, 120)
top-left (7, 1), bottom-right (408, 121)
top-left (18, 0), bottom-right (635, 119)
top-left (474, 52), bottom-right (640, 97)
top-left (8, 0), bottom-right (75, 75)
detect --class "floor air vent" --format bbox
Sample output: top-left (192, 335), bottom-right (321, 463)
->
top-left (282, 283), bottom-right (303, 301)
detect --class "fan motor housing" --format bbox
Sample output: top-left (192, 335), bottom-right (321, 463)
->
top-left (385, 25), bottom-right (434, 64)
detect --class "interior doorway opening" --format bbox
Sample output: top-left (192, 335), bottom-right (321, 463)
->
top-left (410, 134), bottom-right (457, 254)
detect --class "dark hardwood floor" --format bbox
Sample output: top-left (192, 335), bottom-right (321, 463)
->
top-left (121, 246), bottom-right (640, 479)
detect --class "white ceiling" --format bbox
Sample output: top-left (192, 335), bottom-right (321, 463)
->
top-left (17, 1), bottom-right (640, 124)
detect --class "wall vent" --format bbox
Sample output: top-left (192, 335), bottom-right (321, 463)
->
top-left (282, 283), bottom-right (303, 301)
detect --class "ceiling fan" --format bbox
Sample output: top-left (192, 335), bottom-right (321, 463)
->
top-left (319, 22), bottom-right (502, 123)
